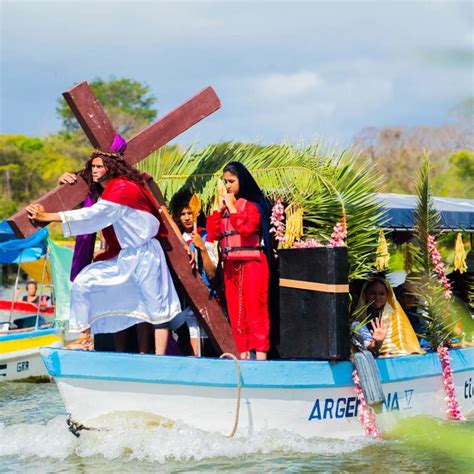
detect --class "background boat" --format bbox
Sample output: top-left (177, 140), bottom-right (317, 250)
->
top-left (0, 222), bottom-right (70, 381)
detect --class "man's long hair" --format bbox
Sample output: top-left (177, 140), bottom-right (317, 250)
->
top-left (80, 151), bottom-right (145, 200)
top-left (169, 188), bottom-right (193, 220)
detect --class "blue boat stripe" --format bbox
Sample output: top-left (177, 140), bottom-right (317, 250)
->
top-left (40, 347), bottom-right (474, 389)
top-left (0, 327), bottom-right (59, 342)
top-left (52, 369), bottom-right (473, 389)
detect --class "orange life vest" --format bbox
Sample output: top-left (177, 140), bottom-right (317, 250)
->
top-left (219, 199), bottom-right (263, 261)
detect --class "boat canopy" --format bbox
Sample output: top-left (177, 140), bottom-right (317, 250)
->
top-left (376, 193), bottom-right (474, 232)
top-left (0, 220), bottom-right (48, 263)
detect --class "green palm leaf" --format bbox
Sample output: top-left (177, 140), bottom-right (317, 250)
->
top-left (138, 141), bottom-right (385, 280)
top-left (411, 155), bottom-right (459, 347)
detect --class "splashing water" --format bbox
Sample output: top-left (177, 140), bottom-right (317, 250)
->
top-left (0, 382), bottom-right (472, 472)
top-left (0, 413), bottom-right (370, 462)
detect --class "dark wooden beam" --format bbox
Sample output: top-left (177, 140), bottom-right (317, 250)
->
top-left (8, 84), bottom-right (221, 238)
top-left (145, 176), bottom-right (237, 356)
top-left (63, 82), bottom-right (116, 149)
top-left (124, 87), bottom-right (221, 165)
top-left (7, 178), bottom-right (89, 238)
top-left (7, 81), bottom-right (235, 356)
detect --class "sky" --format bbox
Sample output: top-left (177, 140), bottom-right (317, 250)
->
top-left (1, 0), bottom-right (473, 147)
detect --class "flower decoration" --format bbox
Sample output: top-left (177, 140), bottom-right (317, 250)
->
top-left (329, 214), bottom-right (348, 247)
top-left (284, 203), bottom-right (304, 248)
top-left (454, 233), bottom-right (467, 274)
top-left (375, 229), bottom-right (390, 271)
top-left (292, 238), bottom-right (322, 248)
top-left (270, 198), bottom-right (286, 246)
top-left (437, 347), bottom-right (466, 421)
top-left (427, 235), bottom-right (452, 299)
top-left (352, 369), bottom-right (382, 439)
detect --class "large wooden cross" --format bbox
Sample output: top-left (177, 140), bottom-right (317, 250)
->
top-left (7, 82), bottom-right (238, 356)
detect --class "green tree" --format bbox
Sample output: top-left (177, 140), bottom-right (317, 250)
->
top-left (56, 77), bottom-right (157, 140)
top-left (354, 124), bottom-right (474, 197)
top-left (450, 149), bottom-right (474, 181)
top-left (0, 134), bottom-right (86, 219)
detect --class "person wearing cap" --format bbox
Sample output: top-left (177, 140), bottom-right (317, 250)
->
top-left (26, 136), bottom-right (181, 355)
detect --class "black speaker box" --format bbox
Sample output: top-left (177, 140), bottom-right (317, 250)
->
top-left (277, 247), bottom-right (350, 360)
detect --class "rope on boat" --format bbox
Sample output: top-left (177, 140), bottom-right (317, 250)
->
top-left (219, 352), bottom-right (242, 438)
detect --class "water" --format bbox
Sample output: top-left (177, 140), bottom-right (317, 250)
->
top-left (1, 382), bottom-right (473, 472)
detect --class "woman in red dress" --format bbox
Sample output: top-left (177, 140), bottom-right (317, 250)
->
top-left (207, 162), bottom-right (273, 360)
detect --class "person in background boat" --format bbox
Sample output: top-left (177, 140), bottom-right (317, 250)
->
top-left (170, 189), bottom-right (218, 356)
top-left (353, 277), bottom-right (423, 356)
top-left (21, 280), bottom-right (50, 306)
top-left (26, 138), bottom-right (182, 355)
top-left (396, 280), bottom-right (425, 336)
top-left (207, 162), bottom-right (273, 360)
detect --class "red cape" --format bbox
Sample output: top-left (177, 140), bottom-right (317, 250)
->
top-left (102, 178), bottom-right (167, 236)
top-left (94, 178), bottom-right (167, 262)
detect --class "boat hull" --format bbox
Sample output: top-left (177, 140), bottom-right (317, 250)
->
top-left (40, 347), bottom-right (474, 438)
top-left (1, 328), bottom-right (63, 381)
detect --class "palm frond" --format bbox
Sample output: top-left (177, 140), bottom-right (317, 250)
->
top-left (410, 155), bottom-right (461, 348)
top-left (139, 141), bottom-right (385, 280)
top-left (413, 154), bottom-right (440, 273)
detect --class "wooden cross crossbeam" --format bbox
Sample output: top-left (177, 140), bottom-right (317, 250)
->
top-left (7, 81), bottom-right (238, 356)
top-left (8, 82), bottom-right (221, 238)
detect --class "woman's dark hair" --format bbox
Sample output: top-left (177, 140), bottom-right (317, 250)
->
top-left (80, 151), bottom-right (145, 201)
top-left (223, 161), bottom-right (273, 264)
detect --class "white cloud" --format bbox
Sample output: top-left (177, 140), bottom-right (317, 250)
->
top-left (227, 59), bottom-right (394, 142)
top-left (1, 1), bottom-right (472, 145)
top-left (251, 71), bottom-right (323, 100)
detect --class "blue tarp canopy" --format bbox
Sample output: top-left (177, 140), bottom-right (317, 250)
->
top-left (0, 221), bottom-right (49, 263)
top-left (376, 193), bottom-right (474, 232)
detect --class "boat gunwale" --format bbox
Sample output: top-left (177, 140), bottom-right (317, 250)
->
top-left (40, 346), bottom-right (474, 389)
top-left (0, 326), bottom-right (61, 340)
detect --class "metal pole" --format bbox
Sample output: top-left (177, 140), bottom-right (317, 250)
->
top-left (8, 254), bottom-right (23, 325)
top-left (196, 324), bottom-right (202, 357)
top-left (35, 249), bottom-right (49, 330)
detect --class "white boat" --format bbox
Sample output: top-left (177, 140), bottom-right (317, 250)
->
top-left (0, 300), bottom-right (62, 380)
top-left (1, 325), bottom-right (63, 381)
top-left (40, 346), bottom-right (473, 438)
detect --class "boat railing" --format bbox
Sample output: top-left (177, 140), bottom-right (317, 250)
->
top-left (0, 322), bottom-right (56, 335)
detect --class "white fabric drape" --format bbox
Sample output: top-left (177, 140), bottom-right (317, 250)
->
top-left (60, 199), bottom-right (181, 334)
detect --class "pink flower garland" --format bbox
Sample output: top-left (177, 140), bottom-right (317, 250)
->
top-left (437, 347), bottom-right (466, 421)
top-left (272, 206), bottom-right (347, 249)
top-left (292, 238), bottom-right (322, 248)
top-left (427, 235), bottom-right (453, 299)
top-left (329, 215), bottom-right (348, 247)
top-left (352, 369), bottom-right (383, 440)
top-left (270, 199), bottom-right (285, 244)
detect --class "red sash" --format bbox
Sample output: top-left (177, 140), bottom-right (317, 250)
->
top-left (95, 178), bottom-right (167, 261)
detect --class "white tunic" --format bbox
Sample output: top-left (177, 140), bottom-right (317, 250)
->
top-left (60, 199), bottom-right (181, 334)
